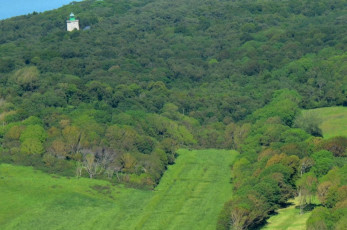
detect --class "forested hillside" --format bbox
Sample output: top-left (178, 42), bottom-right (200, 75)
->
top-left (0, 0), bottom-right (346, 229)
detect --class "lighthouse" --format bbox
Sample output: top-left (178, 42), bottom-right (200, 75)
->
top-left (66, 13), bottom-right (80, 31)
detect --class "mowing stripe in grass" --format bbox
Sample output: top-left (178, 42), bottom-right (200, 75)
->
top-left (0, 149), bottom-right (238, 230)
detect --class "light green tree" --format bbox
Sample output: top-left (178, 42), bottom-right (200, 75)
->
top-left (20, 138), bottom-right (44, 155)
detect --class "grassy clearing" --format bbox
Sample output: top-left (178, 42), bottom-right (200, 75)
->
top-left (133, 149), bottom-right (237, 230)
top-left (262, 197), bottom-right (319, 230)
top-left (0, 163), bottom-right (152, 230)
top-left (0, 149), bottom-right (237, 230)
top-left (305, 106), bottom-right (347, 138)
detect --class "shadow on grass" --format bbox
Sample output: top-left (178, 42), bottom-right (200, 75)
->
top-left (295, 203), bottom-right (321, 212)
top-left (253, 200), bottom-right (311, 230)
top-left (279, 201), bottom-right (295, 208)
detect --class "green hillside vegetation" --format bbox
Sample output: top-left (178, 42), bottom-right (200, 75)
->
top-left (0, 149), bottom-right (237, 230)
top-left (0, 0), bottom-right (346, 229)
top-left (217, 91), bottom-right (347, 230)
top-left (0, 0), bottom-right (346, 188)
top-left (262, 107), bottom-right (347, 230)
top-left (304, 107), bottom-right (347, 139)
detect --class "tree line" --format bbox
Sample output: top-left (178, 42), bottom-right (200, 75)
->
top-left (0, 0), bottom-right (346, 227)
top-left (217, 90), bottom-right (347, 229)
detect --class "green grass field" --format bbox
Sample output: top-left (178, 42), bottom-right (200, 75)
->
top-left (262, 197), bottom-right (319, 230)
top-left (0, 149), bottom-right (238, 230)
top-left (305, 106), bottom-right (347, 138)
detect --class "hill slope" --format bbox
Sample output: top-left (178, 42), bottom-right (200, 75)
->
top-left (0, 149), bottom-right (237, 230)
top-left (304, 106), bottom-right (347, 138)
top-left (0, 0), bottom-right (346, 187)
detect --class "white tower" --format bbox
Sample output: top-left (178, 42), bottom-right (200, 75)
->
top-left (67, 13), bottom-right (80, 31)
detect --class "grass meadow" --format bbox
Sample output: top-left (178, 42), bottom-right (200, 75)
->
top-left (305, 106), bottom-right (347, 138)
top-left (0, 149), bottom-right (237, 230)
top-left (262, 197), bottom-right (319, 230)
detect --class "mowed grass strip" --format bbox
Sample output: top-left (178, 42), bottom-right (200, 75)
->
top-left (0, 149), bottom-right (238, 230)
top-left (305, 106), bottom-right (347, 138)
top-left (262, 197), bottom-right (320, 230)
top-left (133, 149), bottom-right (238, 230)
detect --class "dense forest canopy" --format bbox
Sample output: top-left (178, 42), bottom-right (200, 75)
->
top-left (0, 0), bottom-right (346, 229)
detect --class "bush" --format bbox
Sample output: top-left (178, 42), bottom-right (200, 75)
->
top-left (294, 111), bottom-right (322, 137)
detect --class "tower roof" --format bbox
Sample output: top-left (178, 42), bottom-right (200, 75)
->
top-left (69, 12), bottom-right (76, 21)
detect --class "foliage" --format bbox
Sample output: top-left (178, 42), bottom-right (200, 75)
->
top-left (318, 136), bottom-right (347, 157)
top-left (20, 138), bottom-right (45, 155)
top-left (294, 111), bottom-right (323, 137)
top-left (306, 164), bottom-right (347, 229)
top-left (0, 0), bottom-right (346, 228)
top-left (311, 150), bottom-right (335, 177)
top-left (218, 91), bottom-right (345, 229)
